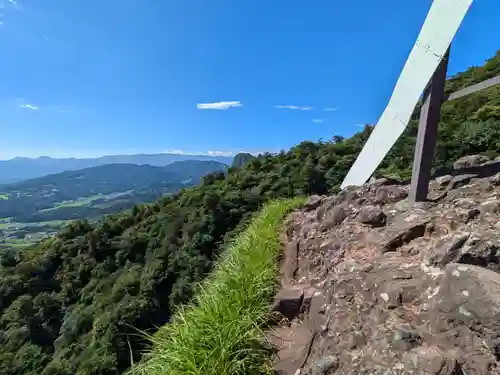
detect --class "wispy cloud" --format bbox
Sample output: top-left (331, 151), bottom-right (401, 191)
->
top-left (355, 123), bottom-right (366, 128)
top-left (15, 98), bottom-right (73, 113)
top-left (197, 101), bottom-right (243, 110)
top-left (0, 0), bottom-right (21, 26)
top-left (275, 105), bottom-right (313, 111)
top-left (20, 103), bottom-right (39, 110)
top-left (5, 0), bottom-right (21, 10)
top-left (324, 107), bottom-right (338, 112)
top-left (312, 118), bottom-right (326, 124)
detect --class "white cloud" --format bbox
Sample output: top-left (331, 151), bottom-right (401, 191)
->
top-left (162, 149), bottom-right (268, 157)
top-left (324, 107), bottom-right (338, 112)
top-left (207, 150), bottom-right (234, 157)
top-left (164, 149), bottom-right (189, 155)
top-left (164, 149), bottom-right (235, 157)
top-left (20, 103), bottom-right (39, 110)
top-left (312, 118), bottom-right (326, 124)
top-left (355, 123), bottom-right (365, 128)
top-left (275, 105), bottom-right (313, 111)
top-left (197, 101), bottom-right (242, 110)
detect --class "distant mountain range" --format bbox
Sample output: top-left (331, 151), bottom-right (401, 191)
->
top-left (0, 160), bottom-right (228, 223)
top-left (0, 153), bottom-right (234, 183)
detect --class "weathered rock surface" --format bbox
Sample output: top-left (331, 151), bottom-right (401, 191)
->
top-left (269, 156), bottom-right (500, 375)
top-left (356, 205), bottom-right (386, 227)
top-left (453, 154), bottom-right (491, 169)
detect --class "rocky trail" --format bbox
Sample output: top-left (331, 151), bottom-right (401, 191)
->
top-left (269, 155), bottom-right (500, 375)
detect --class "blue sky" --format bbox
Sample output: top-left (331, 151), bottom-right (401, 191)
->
top-left (0, 0), bottom-right (498, 159)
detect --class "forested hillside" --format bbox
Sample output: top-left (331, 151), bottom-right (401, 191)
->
top-left (0, 153), bottom-right (233, 184)
top-left (1, 51), bottom-right (500, 375)
top-left (0, 160), bottom-right (227, 221)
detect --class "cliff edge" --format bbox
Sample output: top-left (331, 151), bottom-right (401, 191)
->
top-left (271, 155), bottom-right (500, 375)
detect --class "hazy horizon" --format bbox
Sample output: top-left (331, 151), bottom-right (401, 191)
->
top-left (0, 149), bottom-right (266, 161)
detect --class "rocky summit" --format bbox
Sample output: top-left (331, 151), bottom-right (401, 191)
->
top-left (269, 155), bottom-right (500, 375)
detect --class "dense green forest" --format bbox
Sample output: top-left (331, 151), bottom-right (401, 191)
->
top-left (1, 51), bottom-right (500, 375)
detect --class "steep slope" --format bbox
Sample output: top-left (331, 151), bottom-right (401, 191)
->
top-left (0, 51), bottom-right (499, 375)
top-left (0, 153), bottom-right (233, 183)
top-left (272, 156), bottom-right (500, 374)
top-left (136, 198), bottom-right (304, 375)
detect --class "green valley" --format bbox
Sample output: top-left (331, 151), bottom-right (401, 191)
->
top-left (0, 160), bottom-right (228, 249)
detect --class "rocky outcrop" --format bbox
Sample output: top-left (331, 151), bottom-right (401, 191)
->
top-left (231, 152), bottom-right (256, 168)
top-left (269, 155), bottom-right (500, 375)
top-left (453, 154), bottom-right (491, 170)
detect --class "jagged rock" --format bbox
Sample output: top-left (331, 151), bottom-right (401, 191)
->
top-left (271, 325), bottom-right (316, 375)
top-left (480, 199), bottom-right (500, 214)
top-left (346, 330), bottom-right (366, 349)
top-left (356, 205), bottom-right (386, 227)
top-left (450, 199), bottom-right (481, 222)
top-left (320, 206), bottom-right (347, 230)
top-left (430, 264), bottom-right (500, 357)
top-left (402, 347), bottom-right (461, 375)
top-left (373, 185), bottom-right (408, 204)
top-left (427, 233), bottom-right (470, 267)
top-left (368, 177), bottom-right (401, 190)
top-left (304, 195), bottom-right (323, 211)
top-left (283, 240), bottom-right (299, 282)
top-left (299, 222), bottom-right (320, 239)
top-left (436, 175), bottom-right (453, 187)
top-left (427, 232), bottom-right (500, 269)
top-left (448, 173), bottom-right (477, 190)
top-left (445, 181), bottom-right (492, 202)
top-left (378, 282), bottom-right (403, 309)
top-left (458, 234), bottom-right (500, 268)
top-left (392, 325), bottom-right (422, 351)
top-left (334, 187), bottom-right (360, 205)
top-left (379, 217), bottom-right (429, 252)
top-left (453, 154), bottom-right (491, 169)
top-left (452, 198), bottom-right (478, 208)
top-left (469, 179), bottom-right (494, 192)
top-left (491, 172), bottom-right (500, 186)
top-left (273, 288), bottom-right (304, 321)
top-left (270, 156), bottom-right (500, 374)
top-left (308, 356), bottom-right (339, 375)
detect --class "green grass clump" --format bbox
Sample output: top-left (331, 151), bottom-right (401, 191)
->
top-left (133, 197), bottom-right (304, 375)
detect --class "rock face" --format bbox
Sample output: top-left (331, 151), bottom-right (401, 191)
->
top-left (230, 152), bottom-right (256, 168)
top-left (356, 205), bottom-right (386, 227)
top-left (453, 154), bottom-right (490, 170)
top-left (269, 155), bottom-right (500, 375)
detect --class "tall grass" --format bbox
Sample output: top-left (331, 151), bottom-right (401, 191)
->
top-left (133, 197), bottom-right (304, 375)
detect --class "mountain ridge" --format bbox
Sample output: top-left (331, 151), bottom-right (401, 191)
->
top-left (0, 152), bottom-right (234, 183)
top-left (0, 160), bottom-right (228, 221)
